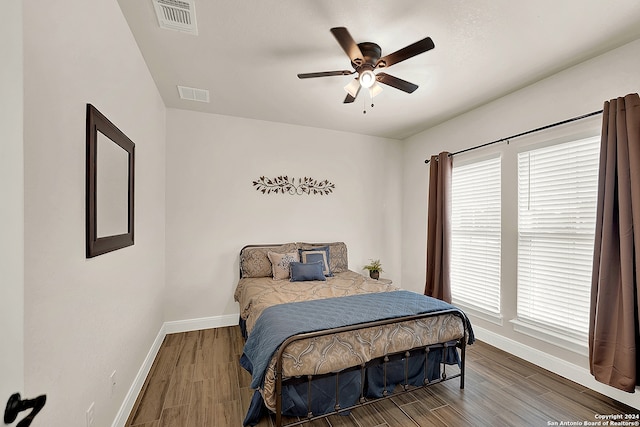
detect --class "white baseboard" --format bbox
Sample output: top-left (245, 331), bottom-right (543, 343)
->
top-left (164, 313), bottom-right (239, 334)
top-left (111, 323), bottom-right (167, 427)
top-left (111, 313), bottom-right (240, 427)
top-left (473, 325), bottom-right (640, 410)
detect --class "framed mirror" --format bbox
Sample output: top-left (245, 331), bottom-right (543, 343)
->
top-left (86, 104), bottom-right (135, 258)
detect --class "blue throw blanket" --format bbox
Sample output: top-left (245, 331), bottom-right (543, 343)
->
top-left (240, 290), bottom-right (474, 389)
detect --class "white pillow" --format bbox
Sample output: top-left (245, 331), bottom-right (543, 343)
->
top-left (267, 251), bottom-right (299, 280)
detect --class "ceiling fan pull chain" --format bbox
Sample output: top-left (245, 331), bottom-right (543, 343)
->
top-left (362, 91), bottom-right (375, 114)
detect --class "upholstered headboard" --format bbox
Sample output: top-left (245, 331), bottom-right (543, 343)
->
top-left (239, 242), bottom-right (349, 278)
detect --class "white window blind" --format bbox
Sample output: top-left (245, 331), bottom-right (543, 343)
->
top-left (517, 136), bottom-right (600, 344)
top-left (451, 156), bottom-right (501, 315)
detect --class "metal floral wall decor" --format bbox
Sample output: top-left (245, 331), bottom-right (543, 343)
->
top-left (253, 175), bottom-right (335, 195)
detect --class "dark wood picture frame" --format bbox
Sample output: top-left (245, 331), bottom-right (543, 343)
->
top-left (86, 104), bottom-right (135, 258)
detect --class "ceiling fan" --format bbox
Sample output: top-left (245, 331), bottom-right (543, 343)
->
top-left (297, 27), bottom-right (435, 104)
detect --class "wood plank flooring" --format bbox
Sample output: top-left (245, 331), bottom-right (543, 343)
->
top-left (125, 326), bottom-right (637, 427)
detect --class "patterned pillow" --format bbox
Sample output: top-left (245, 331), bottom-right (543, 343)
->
top-left (290, 261), bottom-right (326, 282)
top-left (298, 242), bottom-right (348, 273)
top-left (298, 246), bottom-right (332, 276)
top-left (240, 243), bottom-right (297, 278)
top-left (267, 251), bottom-right (299, 280)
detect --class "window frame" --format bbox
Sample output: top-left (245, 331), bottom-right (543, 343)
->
top-left (512, 134), bottom-right (601, 355)
top-left (449, 154), bottom-right (503, 324)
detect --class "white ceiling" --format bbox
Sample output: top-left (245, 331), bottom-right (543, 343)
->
top-left (117, 0), bottom-right (640, 140)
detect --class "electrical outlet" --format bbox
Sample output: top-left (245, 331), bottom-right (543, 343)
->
top-left (110, 370), bottom-right (117, 396)
top-left (86, 402), bottom-right (95, 427)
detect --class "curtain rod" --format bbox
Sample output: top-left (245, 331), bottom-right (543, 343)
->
top-left (424, 109), bottom-right (603, 164)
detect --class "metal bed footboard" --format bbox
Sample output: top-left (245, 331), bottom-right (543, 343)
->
top-left (273, 309), bottom-right (469, 427)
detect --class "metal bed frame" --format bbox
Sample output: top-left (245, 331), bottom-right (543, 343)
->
top-left (272, 309), bottom-right (469, 427)
top-left (237, 244), bottom-right (470, 427)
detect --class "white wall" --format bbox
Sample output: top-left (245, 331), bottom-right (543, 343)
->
top-left (165, 109), bottom-right (403, 321)
top-left (0, 0), bottom-right (24, 406)
top-left (22, 0), bottom-right (166, 426)
top-left (402, 39), bottom-right (640, 407)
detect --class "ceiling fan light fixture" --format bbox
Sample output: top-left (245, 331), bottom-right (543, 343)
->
top-left (344, 79), bottom-right (360, 98)
top-left (359, 70), bottom-right (376, 88)
top-left (369, 82), bottom-right (383, 98)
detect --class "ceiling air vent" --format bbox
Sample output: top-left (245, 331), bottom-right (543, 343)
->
top-left (152, 0), bottom-right (198, 35)
top-left (177, 85), bottom-right (210, 103)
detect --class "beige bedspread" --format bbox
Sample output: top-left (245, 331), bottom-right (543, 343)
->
top-left (234, 271), bottom-right (467, 412)
top-left (235, 270), bottom-right (399, 334)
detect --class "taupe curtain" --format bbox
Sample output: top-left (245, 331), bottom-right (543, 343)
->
top-left (425, 152), bottom-right (452, 303)
top-left (589, 93), bottom-right (640, 393)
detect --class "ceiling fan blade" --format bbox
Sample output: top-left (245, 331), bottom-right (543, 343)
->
top-left (376, 72), bottom-right (418, 93)
top-left (377, 37), bottom-right (434, 68)
top-left (330, 27), bottom-right (364, 65)
top-left (343, 86), bottom-right (360, 103)
top-left (298, 70), bottom-right (354, 79)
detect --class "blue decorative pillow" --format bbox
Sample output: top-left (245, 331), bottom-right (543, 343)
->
top-left (298, 246), bottom-right (332, 276)
top-left (290, 261), bottom-right (326, 282)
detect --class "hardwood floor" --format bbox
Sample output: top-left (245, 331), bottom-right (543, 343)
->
top-left (125, 326), bottom-right (637, 427)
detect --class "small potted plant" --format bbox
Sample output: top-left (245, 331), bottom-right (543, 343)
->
top-left (363, 259), bottom-right (383, 280)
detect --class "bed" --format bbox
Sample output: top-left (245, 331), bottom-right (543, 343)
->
top-left (234, 242), bottom-right (474, 426)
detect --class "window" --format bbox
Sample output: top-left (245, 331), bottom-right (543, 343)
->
top-left (450, 156), bottom-right (501, 316)
top-left (516, 136), bottom-right (600, 346)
